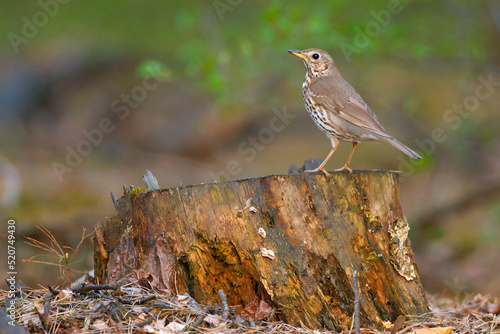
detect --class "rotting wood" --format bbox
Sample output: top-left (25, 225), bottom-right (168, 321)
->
top-left (94, 170), bottom-right (428, 330)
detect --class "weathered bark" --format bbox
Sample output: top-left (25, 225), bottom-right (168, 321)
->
top-left (94, 171), bottom-right (427, 330)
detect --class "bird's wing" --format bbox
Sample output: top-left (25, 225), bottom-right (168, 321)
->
top-left (309, 77), bottom-right (392, 139)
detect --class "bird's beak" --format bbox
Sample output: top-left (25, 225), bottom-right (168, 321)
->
top-left (287, 49), bottom-right (309, 61)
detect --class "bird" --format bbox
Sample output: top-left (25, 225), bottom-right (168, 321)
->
top-left (288, 48), bottom-right (421, 178)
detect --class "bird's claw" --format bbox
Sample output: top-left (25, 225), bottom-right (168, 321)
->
top-left (305, 167), bottom-right (331, 182)
top-left (334, 165), bottom-right (353, 173)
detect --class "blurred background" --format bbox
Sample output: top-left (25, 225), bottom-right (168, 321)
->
top-left (0, 1), bottom-right (499, 296)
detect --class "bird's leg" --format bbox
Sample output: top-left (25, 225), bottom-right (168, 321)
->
top-left (306, 137), bottom-right (339, 179)
top-left (335, 142), bottom-right (358, 173)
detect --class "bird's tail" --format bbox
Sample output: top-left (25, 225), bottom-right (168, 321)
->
top-left (383, 137), bottom-right (422, 159)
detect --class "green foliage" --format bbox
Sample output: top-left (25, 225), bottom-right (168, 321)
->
top-left (0, 1), bottom-right (494, 107)
top-left (136, 59), bottom-right (171, 81)
top-left (24, 225), bottom-right (93, 288)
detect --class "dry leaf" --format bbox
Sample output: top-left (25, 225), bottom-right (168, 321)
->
top-left (391, 315), bottom-right (406, 334)
top-left (360, 330), bottom-right (379, 334)
top-left (132, 306), bottom-right (145, 314)
top-left (255, 300), bottom-right (274, 320)
top-left (20, 313), bottom-right (40, 326)
top-left (241, 299), bottom-right (274, 321)
top-left (58, 289), bottom-right (73, 300)
top-left (241, 299), bottom-right (259, 318)
top-left (167, 321), bottom-right (185, 331)
top-left (159, 329), bottom-right (175, 334)
top-left (412, 327), bottom-right (455, 334)
top-left (177, 294), bottom-right (190, 303)
top-left (177, 295), bottom-right (189, 301)
top-left (487, 303), bottom-right (500, 314)
top-left (142, 324), bottom-right (156, 333)
top-left (121, 286), bottom-right (142, 295)
top-left (203, 314), bottom-right (221, 326)
top-left (92, 319), bottom-right (109, 330)
top-left (157, 317), bottom-right (167, 328)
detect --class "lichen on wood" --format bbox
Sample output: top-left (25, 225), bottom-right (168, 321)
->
top-left (389, 218), bottom-right (416, 281)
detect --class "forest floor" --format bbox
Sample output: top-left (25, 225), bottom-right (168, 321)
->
top-left (1, 278), bottom-right (499, 334)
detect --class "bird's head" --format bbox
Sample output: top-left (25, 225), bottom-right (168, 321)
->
top-left (287, 48), bottom-right (335, 77)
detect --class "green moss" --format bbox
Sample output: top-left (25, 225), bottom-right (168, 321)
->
top-left (129, 187), bottom-right (150, 195)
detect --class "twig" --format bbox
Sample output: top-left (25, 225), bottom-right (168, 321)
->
top-left (5, 279), bottom-right (25, 298)
top-left (48, 285), bottom-right (59, 295)
top-left (218, 289), bottom-right (230, 320)
top-left (143, 169), bottom-right (160, 190)
top-left (117, 295), bottom-right (156, 305)
top-left (234, 315), bottom-right (245, 325)
top-left (105, 301), bottom-right (123, 322)
top-left (182, 292), bottom-right (202, 312)
top-left (72, 283), bottom-right (120, 294)
top-left (35, 292), bottom-right (52, 331)
top-left (35, 306), bottom-right (49, 332)
top-left (83, 316), bottom-right (91, 332)
top-left (190, 305), bottom-right (210, 329)
top-left (110, 190), bottom-right (119, 210)
top-left (137, 295), bottom-right (156, 304)
top-left (43, 292), bottom-right (52, 318)
top-left (353, 270), bottom-right (360, 334)
top-left (91, 300), bottom-right (104, 313)
top-left (135, 317), bottom-right (154, 327)
top-left (152, 301), bottom-right (172, 309)
top-left (117, 296), bottom-right (134, 304)
top-left (213, 303), bottom-right (221, 315)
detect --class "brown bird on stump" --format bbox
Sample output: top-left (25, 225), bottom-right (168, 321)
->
top-left (288, 48), bottom-right (421, 178)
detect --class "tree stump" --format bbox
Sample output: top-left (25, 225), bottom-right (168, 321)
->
top-left (94, 171), bottom-right (428, 330)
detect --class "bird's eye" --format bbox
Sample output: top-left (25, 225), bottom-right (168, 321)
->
top-left (312, 53), bottom-right (320, 59)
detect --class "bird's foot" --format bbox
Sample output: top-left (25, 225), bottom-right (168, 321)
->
top-left (305, 167), bottom-right (331, 181)
top-left (334, 165), bottom-right (353, 173)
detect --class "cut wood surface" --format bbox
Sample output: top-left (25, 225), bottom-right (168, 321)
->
top-left (94, 171), bottom-right (428, 330)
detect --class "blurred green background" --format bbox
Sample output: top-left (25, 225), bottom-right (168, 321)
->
top-left (1, 0), bottom-right (499, 296)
